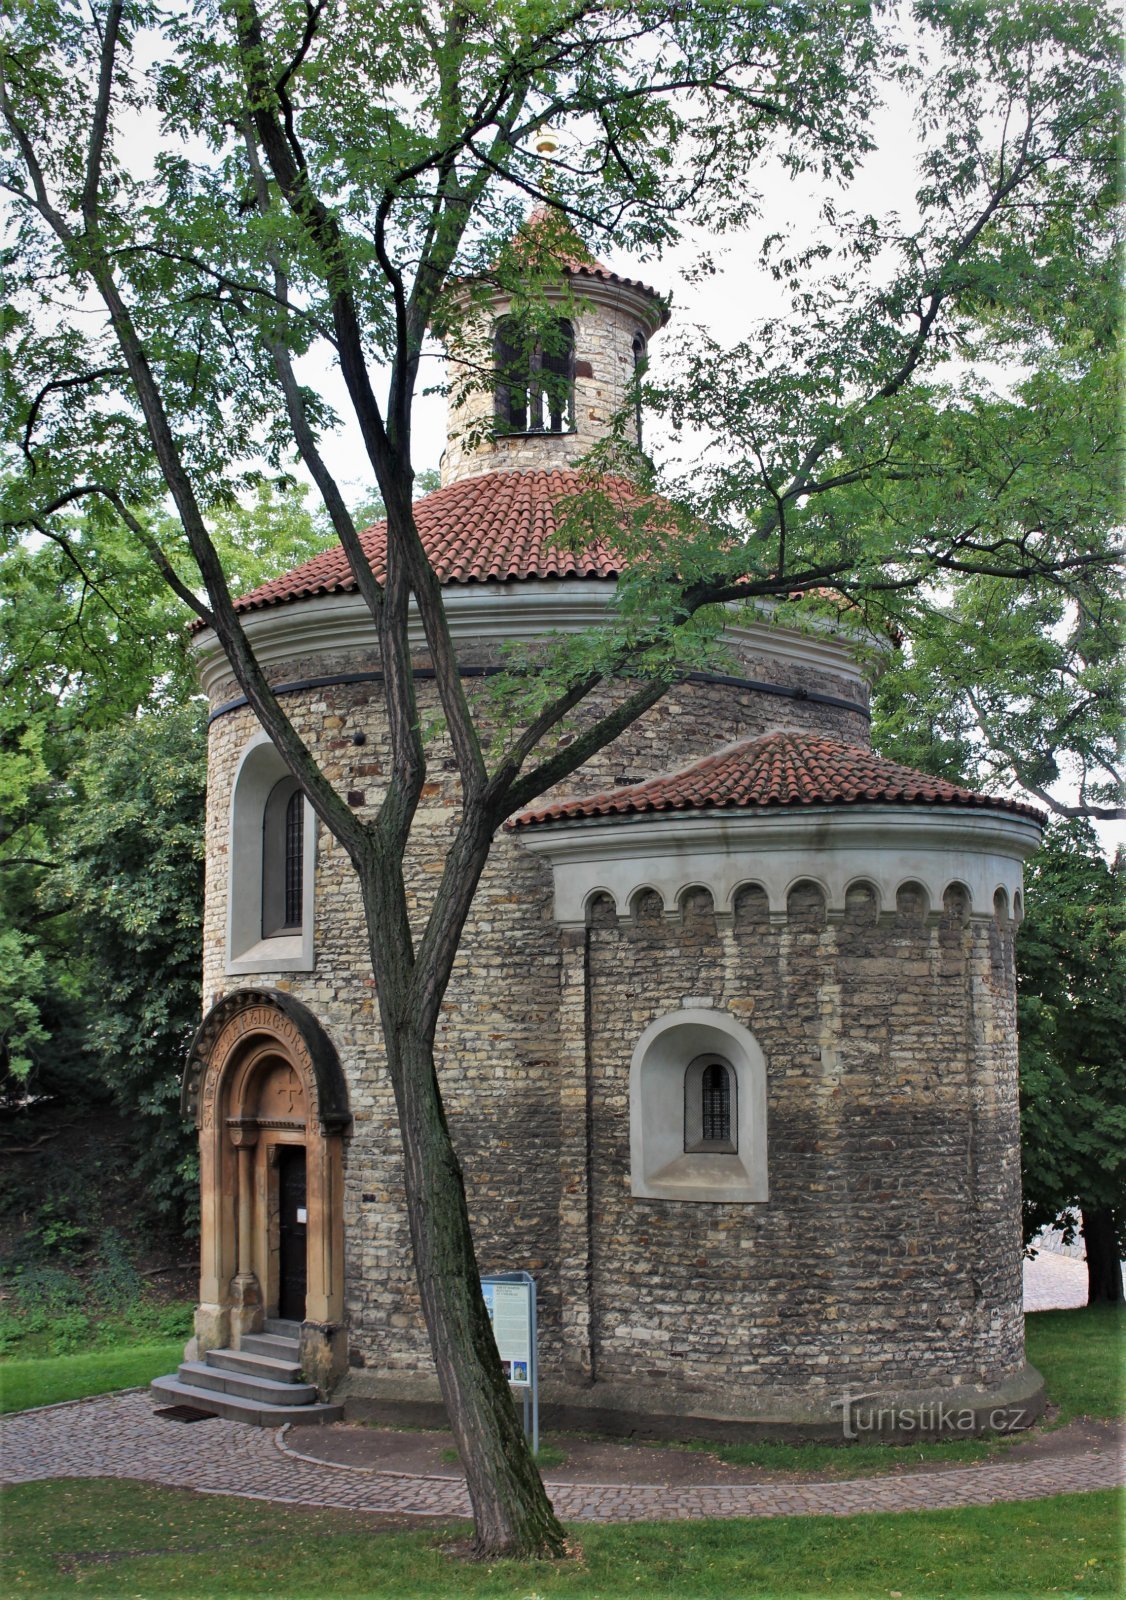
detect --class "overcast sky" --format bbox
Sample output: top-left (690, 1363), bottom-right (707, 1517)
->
top-left (307, 60), bottom-right (926, 503)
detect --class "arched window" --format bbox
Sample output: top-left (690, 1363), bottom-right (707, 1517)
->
top-left (629, 1009), bottom-right (766, 1202)
top-left (631, 331), bottom-right (648, 448)
top-left (227, 734), bottom-right (315, 974)
top-left (262, 778), bottom-right (305, 936)
top-left (495, 316), bottom-right (575, 434)
top-left (684, 1056), bottom-right (737, 1154)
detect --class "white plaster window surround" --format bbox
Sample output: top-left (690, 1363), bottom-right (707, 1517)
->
top-left (631, 1009), bottom-right (768, 1203)
top-left (226, 732), bottom-right (316, 974)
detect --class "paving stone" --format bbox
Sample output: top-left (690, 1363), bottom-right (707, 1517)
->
top-left (2, 1391), bottom-right (1120, 1524)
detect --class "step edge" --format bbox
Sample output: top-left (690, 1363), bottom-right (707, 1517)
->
top-left (150, 1376), bottom-right (343, 1425)
top-left (178, 1363), bottom-right (318, 1402)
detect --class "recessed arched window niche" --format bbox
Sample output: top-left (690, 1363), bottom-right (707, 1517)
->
top-left (677, 883), bottom-right (718, 933)
top-left (842, 878), bottom-right (880, 927)
top-left (895, 880), bottom-right (931, 923)
top-left (630, 1008), bottom-right (768, 1203)
top-left (585, 890), bottom-right (620, 929)
top-left (494, 314), bottom-right (575, 435)
top-left (942, 880), bottom-right (972, 926)
top-left (227, 732), bottom-right (316, 974)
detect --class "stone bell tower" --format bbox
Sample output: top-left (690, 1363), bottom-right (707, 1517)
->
top-left (440, 211), bottom-right (669, 487)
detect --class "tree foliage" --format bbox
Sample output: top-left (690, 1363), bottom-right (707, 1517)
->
top-left (0, 480), bottom-right (331, 1074)
top-left (1018, 821), bottom-right (1125, 1304)
top-left (51, 706), bottom-right (208, 1225)
top-left (0, 482), bottom-right (331, 1230)
top-left (868, 221), bottom-right (1121, 815)
top-left (0, 0), bottom-right (1120, 1556)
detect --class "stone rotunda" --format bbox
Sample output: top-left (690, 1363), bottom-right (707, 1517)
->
top-left (172, 226), bottom-right (1046, 1438)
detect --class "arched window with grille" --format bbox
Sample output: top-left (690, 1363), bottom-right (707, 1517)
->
top-left (684, 1056), bottom-right (737, 1154)
top-left (495, 316), bottom-right (575, 434)
top-left (227, 735), bottom-right (315, 974)
top-left (630, 1008), bottom-right (767, 1201)
top-left (262, 778), bottom-right (305, 936)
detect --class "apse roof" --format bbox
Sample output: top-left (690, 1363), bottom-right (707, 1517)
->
top-left (509, 731), bottom-right (1045, 828)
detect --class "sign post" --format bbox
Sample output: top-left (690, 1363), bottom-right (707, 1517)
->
top-left (480, 1270), bottom-right (538, 1454)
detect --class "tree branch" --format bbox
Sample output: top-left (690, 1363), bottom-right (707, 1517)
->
top-left (80, 0), bottom-right (123, 225)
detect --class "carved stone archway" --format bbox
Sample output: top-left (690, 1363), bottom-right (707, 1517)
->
top-left (183, 989), bottom-right (351, 1392)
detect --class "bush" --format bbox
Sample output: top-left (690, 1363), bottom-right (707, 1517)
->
top-left (88, 1228), bottom-right (143, 1309)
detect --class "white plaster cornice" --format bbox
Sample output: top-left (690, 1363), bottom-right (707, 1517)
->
top-left (513, 805), bottom-right (1043, 927)
top-left (192, 583), bottom-right (871, 701)
top-left (449, 270), bottom-right (667, 334)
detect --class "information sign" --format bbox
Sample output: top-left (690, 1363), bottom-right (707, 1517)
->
top-left (481, 1270), bottom-right (539, 1450)
top-left (481, 1279), bottom-right (531, 1386)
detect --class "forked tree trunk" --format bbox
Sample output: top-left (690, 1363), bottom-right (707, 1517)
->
top-left (1082, 1207), bottom-right (1124, 1305)
top-left (371, 944), bottom-right (567, 1557)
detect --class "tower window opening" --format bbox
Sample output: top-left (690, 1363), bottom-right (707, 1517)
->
top-left (632, 331), bottom-right (648, 448)
top-left (495, 316), bottom-right (575, 435)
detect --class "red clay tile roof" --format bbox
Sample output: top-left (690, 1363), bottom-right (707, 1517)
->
top-left (509, 732), bottom-right (1045, 828)
top-left (224, 469), bottom-right (651, 619)
top-left (518, 206), bottom-right (669, 324)
top-left (566, 258), bottom-right (670, 323)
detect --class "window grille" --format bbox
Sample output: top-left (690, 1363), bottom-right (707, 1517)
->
top-left (284, 789), bottom-right (304, 928)
top-left (262, 776), bottom-right (304, 937)
top-left (632, 331), bottom-right (647, 448)
top-left (701, 1061), bottom-right (730, 1143)
top-left (684, 1056), bottom-right (737, 1153)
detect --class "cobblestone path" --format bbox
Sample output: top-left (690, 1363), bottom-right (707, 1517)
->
top-left (2, 1391), bottom-right (1121, 1524)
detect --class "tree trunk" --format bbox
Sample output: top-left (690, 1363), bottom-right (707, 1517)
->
top-left (1081, 1207), bottom-right (1124, 1305)
top-left (380, 1005), bottom-right (567, 1558)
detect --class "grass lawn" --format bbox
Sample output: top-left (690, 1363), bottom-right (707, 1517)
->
top-left (1024, 1305), bottom-right (1124, 1424)
top-left (0, 1343), bottom-right (185, 1415)
top-left (2, 1479), bottom-right (1120, 1599)
top-left (1, 1306), bottom-right (1121, 1596)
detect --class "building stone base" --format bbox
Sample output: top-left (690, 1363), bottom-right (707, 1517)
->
top-left (190, 1302), bottom-right (231, 1361)
top-left (300, 1319), bottom-right (349, 1399)
top-left (336, 1363), bottom-right (1045, 1444)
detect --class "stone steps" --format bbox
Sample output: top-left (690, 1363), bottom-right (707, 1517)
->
top-left (176, 1360), bottom-right (318, 1407)
top-left (207, 1348), bottom-right (304, 1383)
top-left (151, 1321), bottom-right (342, 1428)
top-left (241, 1331), bottom-right (303, 1360)
top-left (150, 1374), bottom-right (342, 1427)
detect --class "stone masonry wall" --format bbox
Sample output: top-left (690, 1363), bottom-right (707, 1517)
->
top-left (562, 883), bottom-right (1026, 1413)
top-left (201, 629), bottom-right (868, 1381)
top-left (199, 615), bottom-right (1023, 1414)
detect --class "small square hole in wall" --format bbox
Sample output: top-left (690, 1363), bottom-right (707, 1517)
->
top-left (348, 790), bottom-right (364, 807)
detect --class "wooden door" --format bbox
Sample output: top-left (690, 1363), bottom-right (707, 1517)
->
top-left (277, 1146), bottom-right (307, 1321)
